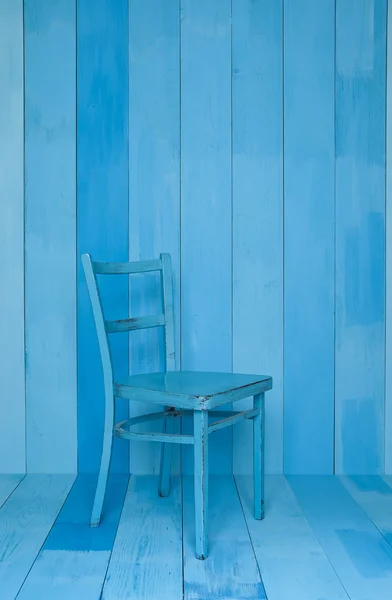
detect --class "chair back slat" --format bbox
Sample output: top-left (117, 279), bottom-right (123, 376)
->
top-left (82, 252), bottom-right (177, 377)
top-left (93, 259), bottom-right (162, 275)
top-left (106, 314), bottom-right (165, 334)
top-left (161, 253), bottom-right (176, 371)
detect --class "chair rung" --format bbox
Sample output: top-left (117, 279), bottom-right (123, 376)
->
top-left (106, 314), bottom-right (165, 333)
top-left (93, 259), bottom-right (162, 275)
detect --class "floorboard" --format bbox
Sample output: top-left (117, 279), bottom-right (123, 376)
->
top-left (236, 475), bottom-right (349, 600)
top-left (340, 475), bottom-right (392, 548)
top-left (102, 475), bottom-right (183, 600)
top-left (0, 474), bottom-right (74, 600)
top-left (0, 475), bottom-right (24, 508)
top-left (16, 474), bottom-right (128, 600)
top-left (289, 475), bottom-right (392, 600)
top-left (183, 475), bottom-right (265, 600)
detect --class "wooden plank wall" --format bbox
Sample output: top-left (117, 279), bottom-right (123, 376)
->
top-left (0, 0), bottom-right (389, 475)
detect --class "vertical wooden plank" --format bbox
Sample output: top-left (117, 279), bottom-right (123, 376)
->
top-left (232, 0), bottom-right (283, 475)
top-left (386, 0), bottom-right (392, 476)
top-left (335, 0), bottom-right (386, 474)
top-left (284, 0), bottom-right (335, 474)
top-left (77, 0), bottom-right (129, 473)
top-left (181, 0), bottom-right (232, 474)
top-left (0, 0), bottom-right (25, 473)
top-left (128, 0), bottom-right (180, 475)
top-left (25, 0), bottom-right (77, 473)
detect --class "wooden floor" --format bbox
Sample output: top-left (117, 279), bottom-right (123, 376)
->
top-left (0, 474), bottom-right (392, 600)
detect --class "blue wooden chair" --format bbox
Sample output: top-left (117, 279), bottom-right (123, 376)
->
top-left (82, 252), bottom-right (272, 559)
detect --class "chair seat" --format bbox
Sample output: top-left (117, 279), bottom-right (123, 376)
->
top-left (115, 370), bottom-right (272, 410)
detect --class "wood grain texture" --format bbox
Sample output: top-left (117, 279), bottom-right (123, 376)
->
top-left (183, 475), bottom-right (265, 599)
top-left (17, 474), bottom-right (128, 600)
top-left (181, 0), bottom-right (232, 475)
top-left (128, 0), bottom-right (180, 475)
top-left (102, 475), bottom-right (182, 600)
top-left (289, 475), bottom-right (392, 599)
top-left (0, 0), bottom-right (25, 473)
top-left (386, 0), bottom-right (392, 476)
top-left (232, 0), bottom-right (283, 476)
top-left (24, 0), bottom-right (77, 474)
top-left (0, 475), bottom-right (74, 600)
top-left (77, 0), bottom-right (129, 473)
top-left (335, 0), bottom-right (387, 474)
top-left (340, 475), bottom-right (392, 547)
top-left (283, 0), bottom-right (335, 474)
top-left (0, 475), bottom-right (24, 509)
top-left (236, 475), bottom-right (349, 600)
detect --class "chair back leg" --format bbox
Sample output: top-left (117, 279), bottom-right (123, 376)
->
top-left (90, 394), bottom-right (115, 527)
top-left (194, 410), bottom-right (209, 559)
top-left (253, 392), bottom-right (265, 520)
top-left (158, 407), bottom-right (174, 497)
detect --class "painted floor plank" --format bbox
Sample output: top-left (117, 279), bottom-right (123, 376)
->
top-left (0, 475), bottom-right (74, 600)
top-left (289, 476), bottom-right (392, 600)
top-left (340, 476), bottom-right (392, 547)
top-left (236, 475), bottom-right (349, 600)
top-left (183, 475), bottom-right (265, 600)
top-left (102, 475), bottom-right (182, 600)
top-left (0, 475), bottom-right (24, 509)
top-left (16, 474), bottom-right (128, 600)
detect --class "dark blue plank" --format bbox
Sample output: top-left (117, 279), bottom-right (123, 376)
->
top-left (17, 475), bottom-right (128, 600)
top-left (283, 0), bottom-right (335, 473)
top-left (77, 0), bottom-right (129, 473)
top-left (335, 0), bottom-right (387, 474)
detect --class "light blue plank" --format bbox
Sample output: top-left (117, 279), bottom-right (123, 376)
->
top-left (181, 0), bottom-right (232, 474)
top-left (24, 0), bottom-right (77, 473)
top-left (17, 474), bottom-right (128, 600)
top-left (232, 0), bottom-right (283, 475)
top-left (283, 0), bottom-right (335, 474)
top-left (386, 0), bottom-right (392, 476)
top-left (236, 475), bottom-right (349, 600)
top-left (102, 476), bottom-right (182, 600)
top-left (0, 0), bottom-right (25, 473)
top-left (335, 0), bottom-right (387, 474)
top-left (340, 476), bottom-right (392, 547)
top-left (77, 0), bottom-right (129, 473)
top-left (0, 475), bottom-right (74, 600)
top-left (128, 0), bottom-right (180, 475)
top-left (183, 475), bottom-right (265, 599)
top-left (289, 476), bottom-right (392, 600)
top-left (0, 475), bottom-right (24, 509)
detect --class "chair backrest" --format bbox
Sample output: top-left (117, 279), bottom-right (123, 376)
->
top-left (81, 253), bottom-right (176, 385)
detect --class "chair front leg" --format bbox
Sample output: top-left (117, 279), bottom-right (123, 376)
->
top-left (158, 406), bottom-right (174, 497)
top-left (194, 410), bottom-right (209, 560)
top-left (253, 392), bottom-right (265, 520)
top-left (90, 393), bottom-right (114, 527)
